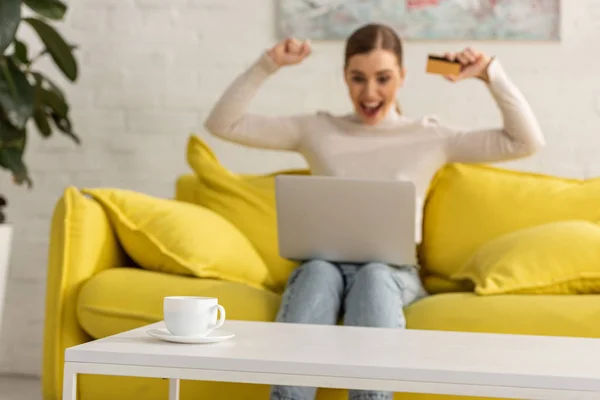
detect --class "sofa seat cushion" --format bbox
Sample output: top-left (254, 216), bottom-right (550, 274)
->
top-left (77, 267), bottom-right (281, 339)
top-left (406, 292), bottom-right (600, 337)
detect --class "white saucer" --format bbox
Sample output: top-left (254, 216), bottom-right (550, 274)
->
top-left (147, 328), bottom-right (235, 344)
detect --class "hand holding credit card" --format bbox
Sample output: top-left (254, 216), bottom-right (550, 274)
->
top-left (426, 48), bottom-right (493, 83)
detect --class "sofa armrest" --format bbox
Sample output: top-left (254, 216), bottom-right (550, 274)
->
top-left (43, 187), bottom-right (127, 400)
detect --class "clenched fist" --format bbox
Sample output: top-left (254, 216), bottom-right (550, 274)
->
top-left (267, 37), bottom-right (312, 67)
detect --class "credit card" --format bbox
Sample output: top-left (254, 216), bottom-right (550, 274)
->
top-left (426, 55), bottom-right (462, 75)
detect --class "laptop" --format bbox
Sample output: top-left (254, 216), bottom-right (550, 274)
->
top-left (274, 174), bottom-right (418, 266)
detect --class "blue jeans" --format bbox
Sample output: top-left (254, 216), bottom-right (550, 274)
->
top-left (270, 259), bottom-right (428, 400)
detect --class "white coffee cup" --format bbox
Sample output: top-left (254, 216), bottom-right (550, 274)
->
top-left (163, 296), bottom-right (226, 337)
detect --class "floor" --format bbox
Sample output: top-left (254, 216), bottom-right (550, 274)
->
top-left (0, 375), bottom-right (40, 400)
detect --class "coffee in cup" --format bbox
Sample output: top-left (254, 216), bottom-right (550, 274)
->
top-left (163, 296), bottom-right (226, 337)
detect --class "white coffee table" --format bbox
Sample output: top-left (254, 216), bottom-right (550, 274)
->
top-left (63, 320), bottom-right (600, 400)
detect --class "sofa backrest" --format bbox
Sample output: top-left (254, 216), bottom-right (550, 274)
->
top-left (181, 135), bottom-right (600, 294)
top-left (420, 163), bottom-right (600, 281)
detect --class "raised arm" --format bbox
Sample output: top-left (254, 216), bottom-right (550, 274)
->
top-left (204, 38), bottom-right (316, 151)
top-left (437, 49), bottom-right (545, 163)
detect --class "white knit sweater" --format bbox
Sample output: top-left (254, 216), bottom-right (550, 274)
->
top-left (204, 52), bottom-right (545, 242)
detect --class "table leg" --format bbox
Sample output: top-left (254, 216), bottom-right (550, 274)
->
top-left (169, 378), bottom-right (180, 400)
top-left (62, 363), bottom-right (78, 400)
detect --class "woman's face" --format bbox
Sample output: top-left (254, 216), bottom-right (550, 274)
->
top-left (344, 48), bottom-right (405, 126)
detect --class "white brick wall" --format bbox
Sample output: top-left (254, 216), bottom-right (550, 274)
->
top-left (1, 0), bottom-right (598, 376)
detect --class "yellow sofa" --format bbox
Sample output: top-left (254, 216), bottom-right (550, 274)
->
top-left (43, 137), bottom-right (600, 400)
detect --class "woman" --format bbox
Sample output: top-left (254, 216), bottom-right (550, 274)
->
top-left (204, 24), bottom-right (545, 400)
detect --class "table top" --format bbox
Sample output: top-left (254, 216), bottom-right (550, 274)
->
top-left (66, 320), bottom-right (600, 391)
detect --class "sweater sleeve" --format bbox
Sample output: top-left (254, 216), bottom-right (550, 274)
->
top-left (203, 52), bottom-right (314, 151)
top-left (441, 58), bottom-right (546, 163)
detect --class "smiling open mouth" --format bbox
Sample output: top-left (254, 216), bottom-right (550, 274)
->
top-left (360, 101), bottom-right (383, 117)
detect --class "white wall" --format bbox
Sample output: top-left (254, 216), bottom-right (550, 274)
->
top-left (1, 0), bottom-right (598, 376)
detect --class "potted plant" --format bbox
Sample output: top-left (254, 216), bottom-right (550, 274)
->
top-left (0, 0), bottom-right (80, 333)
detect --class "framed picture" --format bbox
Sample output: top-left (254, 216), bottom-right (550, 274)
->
top-left (277, 0), bottom-right (560, 41)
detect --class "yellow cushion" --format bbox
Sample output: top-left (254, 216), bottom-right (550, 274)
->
top-left (77, 267), bottom-right (281, 339)
top-left (452, 220), bottom-right (600, 295)
top-left (406, 292), bottom-right (600, 338)
top-left (82, 188), bottom-right (271, 290)
top-left (185, 135), bottom-right (309, 292)
top-left (420, 163), bottom-right (600, 279)
top-left (175, 174), bottom-right (200, 205)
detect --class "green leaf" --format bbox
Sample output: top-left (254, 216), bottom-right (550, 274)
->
top-left (23, 18), bottom-right (78, 82)
top-left (33, 108), bottom-right (51, 137)
top-left (0, 119), bottom-right (31, 187)
top-left (51, 113), bottom-right (80, 144)
top-left (32, 71), bottom-right (65, 100)
top-left (0, 57), bottom-right (35, 130)
top-left (32, 79), bottom-right (52, 137)
top-left (0, 59), bottom-right (18, 100)
top-left (30, 43), bottom-right (78, 66)
top-left (32, 75), bottom-right (68, 138)
top-left (13, 40), bottom-right (28, 64)
top-left (24, 0), bottom-right (67, 21)
top-left (0, 0), bottom-right (21, 54)
top-left (33, 108), bottom-right (51, 138)
top-left (0, 115), bottom-right (24, 143)
top-left (40, 87), bottom-right (68, 117)
top-left (0, 147), bottom-right (31, 187)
